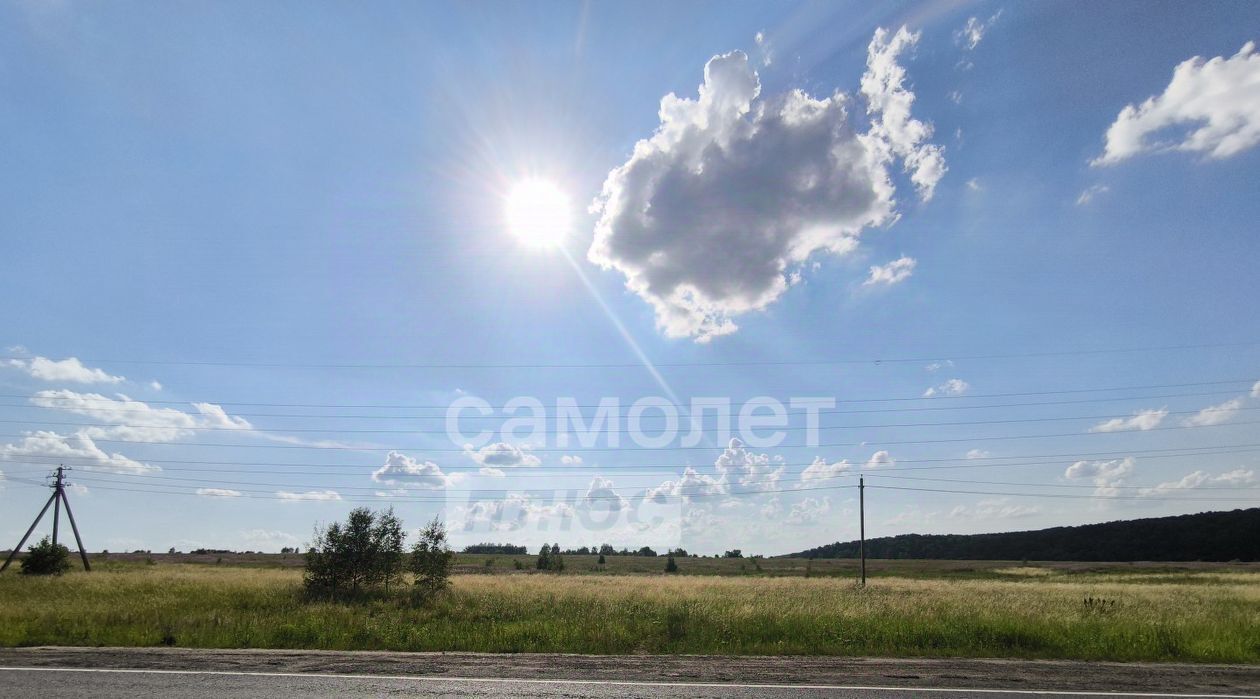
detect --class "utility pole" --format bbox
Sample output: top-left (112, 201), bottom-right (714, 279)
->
top-left (859, 475), bottom-right (866, 587)
top-left (1, 466), bottom-right (91, 572)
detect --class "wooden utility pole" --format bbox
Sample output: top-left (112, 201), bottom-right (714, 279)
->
top-left (1, 466), bottom-right (91, 572)
top-left (859, 475), bottom-right (866, 587)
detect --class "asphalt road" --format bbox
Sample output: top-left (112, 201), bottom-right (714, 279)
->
top-left (3, 667), bottom-right (1259, 699)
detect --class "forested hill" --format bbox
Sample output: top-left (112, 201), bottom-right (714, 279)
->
top-left (790, 508), bottom-right (1260, 561)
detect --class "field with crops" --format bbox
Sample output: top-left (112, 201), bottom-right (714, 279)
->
top-left (1, 556), bottom-right (1257, 662)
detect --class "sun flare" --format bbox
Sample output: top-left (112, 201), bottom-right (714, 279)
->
top-left (505, 179), bottom-right (571, 248)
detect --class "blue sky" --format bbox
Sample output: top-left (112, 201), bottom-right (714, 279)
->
top-left (2, 1), bottom-right (1258, 555)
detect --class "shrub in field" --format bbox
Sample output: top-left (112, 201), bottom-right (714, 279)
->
top-left (410, 517), bottom-right (453, 603)
top-left (597, 553), bottom-right (606, 566)
top-left (304, 507), bottom-right (405, 599)
top-left (665, 554), bottom-right (678, 573)
top-left (20, 536), bottom-right (71, 576)
top-left (536, 544), bottom-right (551, 570)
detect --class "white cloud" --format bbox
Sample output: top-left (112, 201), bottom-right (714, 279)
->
top-left (276, 490), bottom-right (341, 502)
top-left (753, 30), bottom-right (772, 67)
top-left (1252, 380), bottom-right (1260, 398)
top-left (965, 448), bottom-right (990, 460)
top-left (1065, 457), bottom-right (1135, 497)
top-left (948, 90), bottom-right (963, 105)
top-left (29, 390), bottom-right (251, 443)
top-left (456, 493), bottom-right (574, 532)
top-left (1089, 407), bottom-right (1168, 433)
top-left (240, 529), bottom-right (300, 549)
top-left (196, 488), bottom-right (242, 498)
top-left (948, 497), bottom-right (1040, 520)
top-left (954, 11), bottom-right (1001, 51)
top-left (785, 496), bottom-right (831, 525)
top-left (6, 356), bottom-right (124, 384)
top-left (965, 177), bottom-right (980, 190)
top-left (149, 381), bottom-right (163, 391)
top-left (1094, 42), bottom-right (1260, 165)
top-left (560, 454), bottom-right (583, 465)
top-left (583, 475), bottom-right (629, 511)
top-left (1182, 397), bottom-right (1243, 427)
top-left (801, 456), bottom-right (851, 482)
top-left (1075, 184), bottom-right (1110, 206)
top-left (589, 27), bottom-right (943, 342)
top-left (925, 359), bottom-right (954, 372)
top-left (0, 430), bottom-right (155, 474)
top-left (863, 256), bottom-right (916, 286)
top-left (464, 442), bottom-right (541, 468)
top-left (923, 378), bottom-right (969, 397)
top-left (479, 467), bottom-right (506, 478)
top-left (863, 27), bottom-right (947, 201)
top-left (864, 450), bottom-right (895, 469)
top-left (373, 451), bottom-right (460, 490)
top-left (1139, 468), bottom-right (1255, 496)
top-left (714, 438), bottom-right (784, 492)
top-left (647, 466), bottom-right (728, 502)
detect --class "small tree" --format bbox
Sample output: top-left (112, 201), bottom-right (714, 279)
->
top-left (597, 553), bottom-right (606, 566)
top-left (410, 517), bottom-right (453, 602)
top-left (664, 554), bottom-right (678, 573)
top-left (21, 536), bottom-right (71, 576)
top-left (536, 543), bottom-right (552, 570)
top-left (304, 507), bottom-right (406, 599)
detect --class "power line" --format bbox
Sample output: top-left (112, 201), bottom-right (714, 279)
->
top-left (6, 442), bottom-right (1259, 476)
top-left (5, 405), bottom-right (1255, 436)
top-left (0, 419), bottom-right (1255, 453)
top-left (2, 387), bottom-right (1247, 419)
top-left (6, 340), bottom-right (1256, 369)
top-left (3, 378), bottom-right (1253, 408)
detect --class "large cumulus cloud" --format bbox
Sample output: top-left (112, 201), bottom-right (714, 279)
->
top-left (589, 27), bottom-right (944, 342)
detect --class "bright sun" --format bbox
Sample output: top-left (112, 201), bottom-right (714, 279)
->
top-left (505, 179), bottom-right (571, 247)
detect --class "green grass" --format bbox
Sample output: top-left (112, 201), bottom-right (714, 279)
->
top-left (1, 560), bottom-right (1258, 662)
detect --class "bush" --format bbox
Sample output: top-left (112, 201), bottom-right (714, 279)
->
top-left (304, 507), bottom-right (405, 599)
top-left (410, 517), bottom-right (453, 603)
top-left (665, 554), bottom-right (678, 573)
top-left (21, 536), bottom-right (71, 576)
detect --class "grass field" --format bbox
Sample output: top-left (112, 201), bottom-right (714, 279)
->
top-left (1, 556), bottom-right (1257, 662)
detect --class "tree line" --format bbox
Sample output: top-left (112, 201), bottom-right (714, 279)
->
top-left (791, 508), bottom-right (1260, 562)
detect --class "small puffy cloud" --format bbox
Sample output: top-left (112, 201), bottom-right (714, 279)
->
top-left (647, 466), bottom-right (728, 502)
top-left (1094, 42), bottom-right (1260, 165)
top-left (560, 455), bottom-right (583, 465)
top-left (753, 30), bottom-right (772, 67)
top-left (1182, 397), bottom-right (1243, 427)
top-left (1076, 184), bottom-right (1109, 206)
top-left (241, 529), bottom-right (300, 549)
top-left (954, 11), bottom-right (1001, 51)
top-left (149, 381), bottom-right (163, 391)
top-left (6, 356), bottom-right (124, 384)
top-left (464, 442), bottom-right (541, 468)
top-left (1089, 407), bottom-right (1168, 433)
top-left (1139, 468), bottom-right (1255, 496)
top-left (0, 430), bottom-right (155, 474)
top-left (373, 451), bottom-right (460, 489)
top-left (196, 488), bottom-right (242, 497)
top-left (925, 359), bottom-right (954, 372)
top-left (715, 438), bottom-right (784, 492)
top-left (786, 496), bottom-right (831, 525)
top-left (863, 256), bottom-right (916, 286)
top-left (479, 467), bottom-right (506, 478)
top-left (589, 27), bottom-right (943, 342)
top-left (801, 456), bottom-right (851, 482)
top-left (965, 177), bottom-right (980, 190)
top-left (1065, 457), bottom-right (1135, 497)
top-left (457, 493), bottom-right (574, 531)
top-left (276, 490), bottom-right (341, 502)
top-left (863, 450), bottom-right (894, 469)
top-left (965, 448), bottom-right (990, 460)
top-left (949, 497), bottom-right (1040, 520)
top-left (583, 475), bottom-right (629, 511)
top-left (1252, 380), bottom-right (1260, 398)
top-left (923, 378), bottom-right (969, 397)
